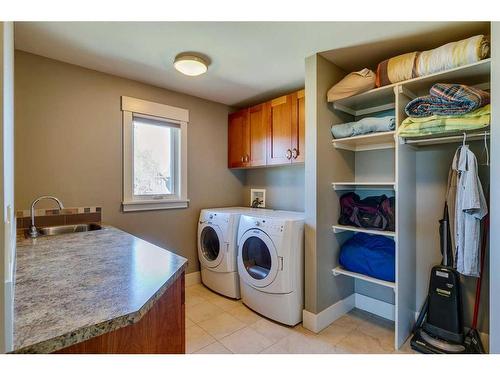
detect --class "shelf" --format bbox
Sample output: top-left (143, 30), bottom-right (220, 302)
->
top-left (401, 130), bottom-right (489, 147)
top-left (331, 85), bottom-right (396, 116)
top-left (332, 182), bottom-right (396, 191)
top-left (332, 131), bottom-right (396, 151)
top-left (332, 266), bottom-right (396, 289)
top-left (401, 59), bottom-right (491, 96)
top-left (329, 59), bottom-right (490, 115)
top-left (332, 224), bottom-right (396, 237)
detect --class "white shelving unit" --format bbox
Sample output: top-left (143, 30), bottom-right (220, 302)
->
top-left (332, 181), bottom-right (395, 190)
top-left (327, 55), bottom-right (491, 349)
top-left (332, 266), bottom-right (396, 289)
top-left (332, 224), bottom-right (396, 237)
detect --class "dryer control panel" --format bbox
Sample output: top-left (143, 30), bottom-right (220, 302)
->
top-left (250, 218), bottom-right (284, 235)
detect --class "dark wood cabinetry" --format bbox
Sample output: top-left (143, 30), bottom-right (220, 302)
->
top-left (55, 273), bottom-right (185, 354)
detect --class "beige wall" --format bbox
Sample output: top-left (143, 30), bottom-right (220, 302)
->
top-left (243, 165), bottom-right (304, 211)
top-left (14, 51), bottom-right (246, 274)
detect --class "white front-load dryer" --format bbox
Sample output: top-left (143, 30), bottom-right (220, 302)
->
top-left (237, 211), bottom-right (304, 325)
top-left (198, 207), bottom-right (275, 299)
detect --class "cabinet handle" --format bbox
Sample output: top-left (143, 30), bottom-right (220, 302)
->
top-left (241, 156), bottom-right (244, 163)
top-left (292, 148), bottom-right (298, 159)
top-left (245, 154), bottom-right (250, 163)
top-left (286, 149), bottom-right (292, 159)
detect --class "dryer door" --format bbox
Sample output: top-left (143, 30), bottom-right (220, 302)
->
top-left (198, 223), bottom-right (225, 268)
top-left (238, 229), bottom-right (279, 288)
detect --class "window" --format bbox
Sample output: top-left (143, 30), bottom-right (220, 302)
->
top-left (122, 96), bottom-right (189, 211)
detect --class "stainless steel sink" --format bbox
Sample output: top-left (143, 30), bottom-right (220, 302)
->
top-left (30, 223), bottom-right (103, 237)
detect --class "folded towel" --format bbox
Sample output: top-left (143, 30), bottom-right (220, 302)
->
top-left (398, 104), bottom-right (490, 138)
top-left (331, 116), bottom-right (395, 139)
top-left (405, 83), bottom-right (490, 118)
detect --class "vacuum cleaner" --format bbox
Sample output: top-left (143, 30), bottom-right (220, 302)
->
top-left (411, 201), bottom-right (489, 354)
top-left (410, 265), bottom-right (466, 354)
top-left (410, 203), bottom-right (467, 354)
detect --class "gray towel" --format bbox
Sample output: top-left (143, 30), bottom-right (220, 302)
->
top-left (331, 116), bottom-right (395, 139)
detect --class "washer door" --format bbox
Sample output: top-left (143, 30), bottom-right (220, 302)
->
top-left (238, 229), bottom-right (279, 288)
top-left (198, 223), bottom-right (224, 268)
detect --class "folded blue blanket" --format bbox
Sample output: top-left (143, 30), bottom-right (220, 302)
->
top-left (405, 83), bottom-right (490, 118)
top-left (339, 233), bottom-right (395, 282)
top-left (331, 116), bottom-right (395, 139)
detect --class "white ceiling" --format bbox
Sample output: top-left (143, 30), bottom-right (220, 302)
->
top-left (14, 22), bottom-right (489, 107)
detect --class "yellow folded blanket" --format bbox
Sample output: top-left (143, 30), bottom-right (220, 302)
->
top-left (398, 104), bottom-right (490, 138)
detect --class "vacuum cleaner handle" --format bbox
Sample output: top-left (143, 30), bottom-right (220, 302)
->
top-left (413, 296), bottom-right (429, 334)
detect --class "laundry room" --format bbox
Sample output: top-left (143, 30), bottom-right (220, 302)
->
top-left (2, 6), bottom-right (500, 369)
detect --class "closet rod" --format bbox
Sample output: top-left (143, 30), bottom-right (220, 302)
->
top-left (403, 131), bottom-right (490, 146)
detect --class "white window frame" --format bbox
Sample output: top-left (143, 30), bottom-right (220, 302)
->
top-left (121, 96), bottom-right (189, 211)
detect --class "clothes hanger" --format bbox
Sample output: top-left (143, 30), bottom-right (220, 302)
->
top-left (479, 131), bottom-right (489, 166)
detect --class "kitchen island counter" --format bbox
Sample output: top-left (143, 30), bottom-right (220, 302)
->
top-left (13, 226), bottom-right (187, 353)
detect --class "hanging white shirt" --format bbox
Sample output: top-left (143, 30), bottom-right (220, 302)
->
top-left (453, 145), bottom-right (488, 277)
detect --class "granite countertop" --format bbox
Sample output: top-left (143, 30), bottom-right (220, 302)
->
top-left (12, 226), bottom-right (188, 353)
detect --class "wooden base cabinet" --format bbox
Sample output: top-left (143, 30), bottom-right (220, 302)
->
top-left (55, 273), bottom-right (185, 354)
top-left (228, 89), bottom-right (304, 169)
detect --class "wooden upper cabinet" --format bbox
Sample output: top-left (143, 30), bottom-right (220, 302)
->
top-left (267, 94), bottom-right (293, 165)
top-left (228, 89), bottom-right (304, 169)
top-left (291, 89), bottom-right (305, 163)
top-left (247, 104), bottom-right (267, 167)
top-left (228, 109), bottom-right (248, 168)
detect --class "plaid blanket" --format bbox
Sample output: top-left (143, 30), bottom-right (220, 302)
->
top-left (405, 83), bottom-right (490, 118)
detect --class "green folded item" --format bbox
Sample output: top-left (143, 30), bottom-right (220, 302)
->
top-left (398, 104), bottom-right (490, 138)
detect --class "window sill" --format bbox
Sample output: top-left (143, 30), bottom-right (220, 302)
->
top-left (122, 199), bottom-right (189, 212)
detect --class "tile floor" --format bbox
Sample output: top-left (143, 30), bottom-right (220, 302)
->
top-left (186, 283), bottom-right (415, 354)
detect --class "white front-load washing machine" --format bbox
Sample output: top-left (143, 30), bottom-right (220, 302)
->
top-left (237, 210), bottom-right (304, 325)
top-left (197, 207), bottom-right (274, 299)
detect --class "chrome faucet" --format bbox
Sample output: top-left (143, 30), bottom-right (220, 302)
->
top-left (28, 196), bottom-right (64, 238)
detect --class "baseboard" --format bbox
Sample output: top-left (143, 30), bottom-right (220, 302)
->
top-left (302, 293), bottom-right (395, 333)
top-left (185, 271), bottom-right (201, 287)
top-left (302, 294), bottom-right (355, 333)
top-left (355, 293), bottom-right (395, 321)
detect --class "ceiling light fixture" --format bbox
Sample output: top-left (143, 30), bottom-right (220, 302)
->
top-left (173, 53), bottom-right (208, 76)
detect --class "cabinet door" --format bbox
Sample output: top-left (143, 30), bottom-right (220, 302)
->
top-left (291, 89), bottom-right (305, 163)
top-left (247, 104), bottom-right (268, 167)
top-left (267, 94), bottom-right (292, 165)
top-left (228, 109), bottom-right (248, 168)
